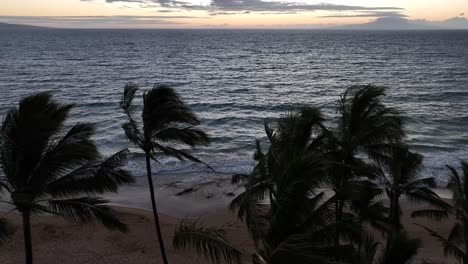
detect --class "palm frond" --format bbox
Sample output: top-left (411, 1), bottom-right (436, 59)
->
top-left (232, 174), bottom-right (250, 185)
top-left (46, 149), bottom-right (134, 197)
top-left (32, 123), bottom-right (99, 185)
top-left (229, 182), bottom-right (269, 245)
top-left (416, 224), bottom-right (465, 261)
top-left (359, 234), bottom-right (381, 264)
top-left (446, 164), bottom-right (465, 201)
top-left (120, 84), bottom-right (144, 148)
top-left (47, 197), bottom-right (127, 232)
top-left (120, 83), bottom-right (139, 116)
top-left (269, 234), bottom-right (342, 264)
top-left (122, 121), bottom-right (144, 149)
top-left (0, 218), bottom-right (15, 246)
top-left (153, 143), bottom-right (214, 171)
top-left (405, 188), bottom-right (449, 210)
top-left (143, 84), bottom-right (200, 133)
top-left (154, 127), bottom-right (209, 147)
top-left (411, 209), bottom-right (448, 221)
top-left (173, 219), bottom-right (243, 264)
top-left (405, 177), bottom-right (437, 189)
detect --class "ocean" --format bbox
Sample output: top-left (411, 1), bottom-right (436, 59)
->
top-left (1, 29), bottom-right (468, 186)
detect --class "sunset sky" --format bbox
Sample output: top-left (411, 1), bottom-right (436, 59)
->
top-left (0, 0), bottom-right (467, 28)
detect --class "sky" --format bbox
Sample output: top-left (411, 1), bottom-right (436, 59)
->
top-left (0, 0), bottom-right (467, 28)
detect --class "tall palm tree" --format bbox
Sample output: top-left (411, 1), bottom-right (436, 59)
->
top-left (326, 85), bottom-right (405, 244)
top-left (374, 144), bottom-right (447, 263)
top-left (417, 161), bottom-right (468, 264)
top-left (120, 83), bottom-right (210, 264)
top-left (0, 92), bottom-right (134, 264)
top-left (174, 107), bottom-right (357, 264)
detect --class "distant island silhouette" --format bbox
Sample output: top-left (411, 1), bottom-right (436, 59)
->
top-left (332, 16), bottom-right (468, 30)
top-left (0, 22), bottom-right (50, 30)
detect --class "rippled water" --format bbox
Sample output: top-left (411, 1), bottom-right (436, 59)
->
top-left (1, 29), bottom-right (468, 184)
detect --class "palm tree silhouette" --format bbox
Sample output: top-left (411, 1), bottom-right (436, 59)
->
top-left (325, 85), bottom-right (404, 245)
top-left (120, 83), bottom-right (210, 264)
top-left (349, 183), bottom-right (388, 263)
top-left (418, 161), bottom-right (468, 264)
top-left (0, 92), bottom-right (134, 264)
top-left (374, 144), bottom-right (447, 263)
top-left (174, 107), bottom-right (355, 264)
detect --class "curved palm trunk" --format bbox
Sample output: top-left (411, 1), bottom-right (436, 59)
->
top-left (22, 210), bottom-right (33, 264)
top-left (145, 153), bottom-right (169, 264)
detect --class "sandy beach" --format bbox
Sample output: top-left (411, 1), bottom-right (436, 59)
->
top-left (0, 182), bottom-right (458, 264)
top-left (0, 207), bottom-right (253, 264)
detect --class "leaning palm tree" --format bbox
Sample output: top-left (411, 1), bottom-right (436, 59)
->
top-left (174, 107), bottom-right (357, 264)
top-left (417, 161), bottom-right (468, 264)
top-left (120, 83), bottom-right (210, 264)
top-left (325, 85), bottom-right (405, 244)
top-left (0, 92), bottom-right (134, 264)
top-left (374, 144), bottom-right (447, 263)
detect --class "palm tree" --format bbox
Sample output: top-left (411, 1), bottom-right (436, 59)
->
top-left (174, 107), bottom-right (357, 264)
top-left (120, 83), bottom-right (210, 264)
top-left (417, 161), bottom-right (468, 264)
top-left (374, 144), bottom-right (447, 263)
top-left (0, 92), bottom-right (134, 264)
top-left (326, 85), bottom-right (404, 244)
top-left (350, 184), bottom-right (388, 263)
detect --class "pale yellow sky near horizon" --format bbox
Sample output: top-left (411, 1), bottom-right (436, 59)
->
top-left (0, 0), bottom-right (467, 28)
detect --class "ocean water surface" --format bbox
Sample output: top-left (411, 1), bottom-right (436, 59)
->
top-left (1, 29), bottom-right (468, 185)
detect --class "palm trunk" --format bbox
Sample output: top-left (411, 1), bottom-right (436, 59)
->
top-left (357, 220), bottom-right (363, 264)
top-left (464, 218), bottom-right (468, 264)
top-left (385, 194), bottom-right (399, 263)
top-left (22, 210), bottom-right (33, 264)
top-left (145, 153), bottom-right (169, 264)
top-left (334, 199), bottom-right (340, 246)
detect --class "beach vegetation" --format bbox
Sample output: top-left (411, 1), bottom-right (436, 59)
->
top-left (0, 92), bottom-right (134, 264)
top-left (120, 83), bottom-right (210, 264)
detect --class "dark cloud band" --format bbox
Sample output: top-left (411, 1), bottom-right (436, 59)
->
top-left (94, 0), bottom-right (403, 13)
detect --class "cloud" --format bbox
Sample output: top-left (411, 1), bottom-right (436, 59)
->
top-left (0, 15), bottom-right (205, 27)
top-left (319, 11), bottom-right (407, 18)
top-left (157, 9), bottom-right (178, 12)
top-left (85, 0), bottom-right (402, 13)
